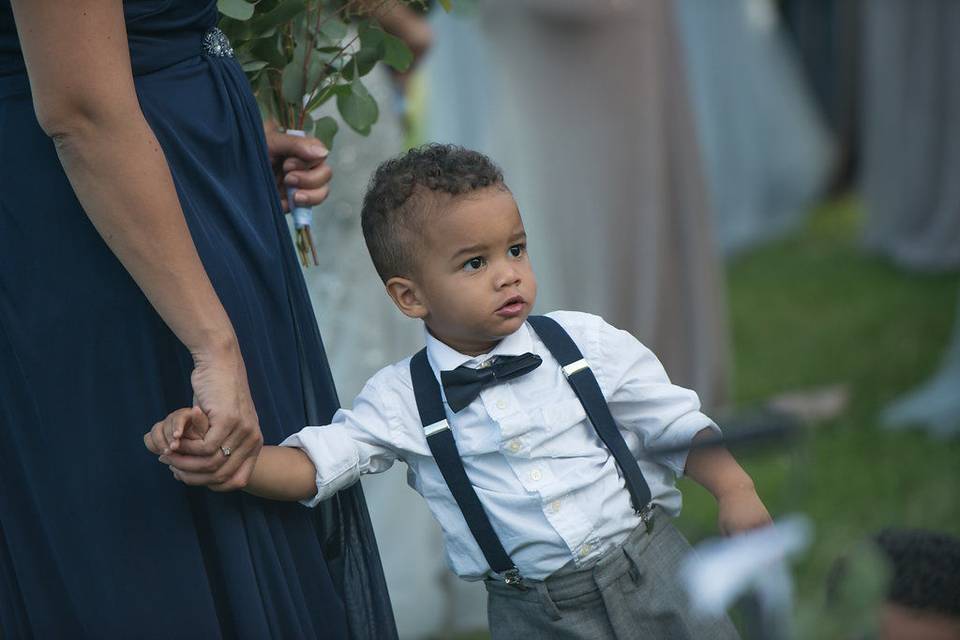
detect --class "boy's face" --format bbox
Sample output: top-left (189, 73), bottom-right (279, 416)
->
top-left (390, 187), bottom-right (537, 356)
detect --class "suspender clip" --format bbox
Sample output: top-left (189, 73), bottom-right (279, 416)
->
top-left (561, 358), bottom-right (589, 378)
top-left (503, 567), bottom-right (528, 590)
top-left (636, 503), bottom-right (655, 533)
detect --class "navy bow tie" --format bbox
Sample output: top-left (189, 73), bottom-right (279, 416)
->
top-left (440, 353), bottom-right (543, 413)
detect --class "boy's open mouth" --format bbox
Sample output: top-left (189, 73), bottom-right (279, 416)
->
top-left (496, 296), bottom-right (526, 317)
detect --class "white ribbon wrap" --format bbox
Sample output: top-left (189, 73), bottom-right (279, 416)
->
top-left (284, 129), bottom-right (314, 229)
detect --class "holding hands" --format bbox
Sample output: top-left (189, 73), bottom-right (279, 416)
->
top-left (144, 405), bottom-right (240, 490)
top-left (144, 407), bottom-right (208, 460)
top-left (145, 339), bottom-right (263, 491)
top-left (146, 405), bottom-right (320, 502)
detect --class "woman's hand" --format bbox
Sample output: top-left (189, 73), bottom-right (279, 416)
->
top-left (264, 122), bottom-right (333, 212)
top-left (158, 339), bottom-right (264, 491)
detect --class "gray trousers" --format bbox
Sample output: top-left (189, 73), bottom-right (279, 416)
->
top-left (485, 512), bottom-right (741, 640)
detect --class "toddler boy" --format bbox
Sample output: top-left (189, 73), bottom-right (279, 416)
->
top-left (147, 145), bottom-right (770, 639)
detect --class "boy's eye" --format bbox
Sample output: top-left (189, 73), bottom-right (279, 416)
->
top-left (463, 256), bottom-right (485, 272)
top-left (509, 244), bottom-right (525, 258)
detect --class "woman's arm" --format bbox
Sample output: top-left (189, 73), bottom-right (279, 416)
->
top-left (11, 0), bottom-right (261, 489)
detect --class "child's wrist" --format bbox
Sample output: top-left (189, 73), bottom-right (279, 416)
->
top-left (712, 475), bottom-right (757, 503)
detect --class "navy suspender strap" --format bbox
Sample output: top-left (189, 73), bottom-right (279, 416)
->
top-left (526, 315), bottom-right (654, 518)
top-left (409, 349), bottom-right (526, 587)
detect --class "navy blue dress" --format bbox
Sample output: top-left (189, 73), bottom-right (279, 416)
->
top-left (0, 2), bottom-right (395, 638)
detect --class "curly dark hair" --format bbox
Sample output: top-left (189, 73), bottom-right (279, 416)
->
top-left (361, 144), bottom-right (507, 281)
top-left (827, 528), bottom-right (960, 618)
top-left (876, 528), bottom-right (960, 616)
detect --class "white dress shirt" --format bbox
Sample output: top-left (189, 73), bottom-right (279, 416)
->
top-left (282, 311), bottom-right (718, 580)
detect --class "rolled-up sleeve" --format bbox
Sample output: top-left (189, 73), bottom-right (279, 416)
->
top-left (594, 317), bottom-right (720, 476)
top-left (280, 380), bottom-right (398, 507)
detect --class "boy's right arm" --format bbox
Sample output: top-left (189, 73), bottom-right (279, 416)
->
top-left (241, 445), bottom-right (321, 502)
top-left (146, 413), bottom-right (324, 501)
top-left (146, 377), bottom-right (399, 503)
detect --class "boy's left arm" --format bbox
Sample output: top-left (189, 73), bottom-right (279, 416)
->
top-left (588, 314), bottom-right (771, 535)
top-left (684, 428), bottom-right (772, 535)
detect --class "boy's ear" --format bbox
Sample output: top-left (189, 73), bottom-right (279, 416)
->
top-left (385, 276), bottom-right (428, 320)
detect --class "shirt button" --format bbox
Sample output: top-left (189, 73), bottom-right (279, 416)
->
top-left (508, 440), bottom-right (522, 453)
top-left (495, 399), bottom-right (508, 410)
top-left (579, 543), bottom-right (592, 558)
top-left (550, 500), bottom-right (562, 513)
top-left (530, 468), bottom-right (542, 481)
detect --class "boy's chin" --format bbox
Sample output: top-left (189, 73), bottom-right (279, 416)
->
top-left (492, 311), bottom-right (530, 334)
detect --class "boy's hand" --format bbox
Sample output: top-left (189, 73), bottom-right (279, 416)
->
top-left (144, 407), bottom-right (209, 457)
top-left (716, 486), bottom-right (773, 536)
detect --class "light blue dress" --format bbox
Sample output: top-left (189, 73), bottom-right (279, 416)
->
top-left (677, 0), bottom-right (835, 255)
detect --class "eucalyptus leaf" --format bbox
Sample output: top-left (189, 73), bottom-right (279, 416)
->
top-left (253, 72), bottom-right (277, 119)
top-left (292, 40), bottom-right (309, 69)
top-left (358, 25), bottom-right (385, 49)
top-left (305, 53), bottom-right (329, 92)
top-left (336, 78), bottom-right (378, 135)
top-left (219, 16), bottom-right (254, 40)
top-left (354, 27), bottom-right (384, 77)
top-left (341, 55), bottom-right (357, 81)
top-left (292, 17), bottom-right (309, 45)
top-left (282, 60), bottom-right (306, 105)
top-left (311, 116), bottom-right (339, 149)
top-left (217, 0), bottom-right (255, 21)
top-left (218, 0), bottom-right (421, 138)
top-left (249, 1), bottom-right (307, 33)
top-left (242, 60), bottom-right (269, 73)
top-left (305, 81), bottom-right (350, 113)
top-left (249, 35), bottom-right (286, 70)
top-left (382, 33), bottom-right (413, 72)
top-left (337, 30), bottom-right (382, 81)
top-left (319, 17), bottom-right (348, 41)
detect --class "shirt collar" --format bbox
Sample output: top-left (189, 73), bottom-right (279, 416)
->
top-left (424, 321), bottom-right (535, 374)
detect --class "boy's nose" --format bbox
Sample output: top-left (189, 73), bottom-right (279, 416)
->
top-left (494, 263), bottom-right (522, 289)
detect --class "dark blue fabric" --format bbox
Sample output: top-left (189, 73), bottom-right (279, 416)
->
top-left (0, 2), bottom-right (395, 638)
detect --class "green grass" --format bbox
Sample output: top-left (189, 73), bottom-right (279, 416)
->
top-left (675, 196), bottom-right (960, 621)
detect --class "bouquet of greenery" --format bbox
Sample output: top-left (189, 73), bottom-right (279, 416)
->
top-left (217, 0), bottom-right (447, 266)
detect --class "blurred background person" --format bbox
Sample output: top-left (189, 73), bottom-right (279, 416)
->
top-left (827, 528), bottom-right (960, 639)
top-left (677, 0), bottom-right (835, 255)
top-left (860, 0), bottom-right (960, 273)
top-left (856, 0), bottom-right (960, 438)
top-left (883, 293), bottom-right (960, 438)
top-left (780, 0), bottom-right (863, 193)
